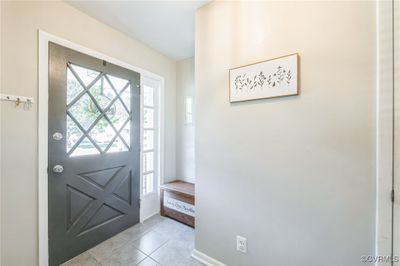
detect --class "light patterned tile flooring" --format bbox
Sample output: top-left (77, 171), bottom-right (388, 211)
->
top-left (61, 215), bottom-right (203, 266)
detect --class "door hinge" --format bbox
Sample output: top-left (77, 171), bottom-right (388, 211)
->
top-left (139, 199), bottom-right (141, 209)
top-left (392, 189), bottom-right (395, 202)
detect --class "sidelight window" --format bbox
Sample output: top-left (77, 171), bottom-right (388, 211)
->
top-left (142, 79), bottom-right (160, 195)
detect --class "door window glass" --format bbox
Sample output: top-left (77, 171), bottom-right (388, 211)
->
top-left (73, 137), bottom-right (100, 156)
top-left (144, 152), bottom-right (154, 172)
top-left (88, 77), bottom-right (116, 110)
top-left (143, 173), bottom-right (154, 195)
top-left (143, 85), bottom-right (154, 107)
top-left (66, 63), bottom-right (132, 156)
top-left (143, 130), bottom-right (154, 151)
top-left (107, 74), bottom-right (129, 93)
top-left (66, 116), bottom-right (83, 153)
top-left (143, 108), bottom-right (154, 128)
top-left (67, 68), bottom-right (85, 105)
top-left (69, 63), bottom-right (100, 87)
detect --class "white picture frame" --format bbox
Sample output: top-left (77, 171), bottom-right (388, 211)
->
top-left (229, 53), bottom-right (299, 102)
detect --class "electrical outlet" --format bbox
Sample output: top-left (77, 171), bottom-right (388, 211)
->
top-left (236, 235), bottom-right (247, 253)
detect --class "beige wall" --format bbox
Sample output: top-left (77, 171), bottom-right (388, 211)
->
top-left (0, 1), bottom-right (177, 265)
top-left (176, 57), bottom-right (195, 183)
top-left (195, 1), bottom-right (376, 265)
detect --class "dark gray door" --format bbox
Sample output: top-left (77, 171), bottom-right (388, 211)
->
top-left (48, 43), bottom-right (140, 266)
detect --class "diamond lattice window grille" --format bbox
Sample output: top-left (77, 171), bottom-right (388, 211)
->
top-left (69, 63), bottom-right (100, 87)
top-left (66, 63), bottom-right (132, 157)
top-left (106, 74), bottom-right (129, 94)
top-left (66, 115), bottom-right (83, 153)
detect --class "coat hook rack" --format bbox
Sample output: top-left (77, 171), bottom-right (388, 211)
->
top-left (0, 93), bottom-right (34, 109)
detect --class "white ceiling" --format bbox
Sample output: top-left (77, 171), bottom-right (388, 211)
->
top-left (66, 1), bottom-right (209, 61)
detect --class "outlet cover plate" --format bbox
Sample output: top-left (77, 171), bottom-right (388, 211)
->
top-left (236, 235), bottom-right (247, 253)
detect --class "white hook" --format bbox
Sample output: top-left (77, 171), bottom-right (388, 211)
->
top-left (24, 99), bottom-right (32, 110)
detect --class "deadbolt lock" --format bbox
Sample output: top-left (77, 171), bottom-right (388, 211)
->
top-left (53, 132), bottom-right (63, 141)
top-left (53, 165), bottom-right (64, 174)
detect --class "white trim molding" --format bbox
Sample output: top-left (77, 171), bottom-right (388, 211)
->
top-left (141, 210), bottom-right (160, 223)
top-left (393, 0), bottom-right (400, 264)
top-left (376, 0), bottom-right (395, 265)
top-left (38, 30), bottom-right (50, 266)
top-left (192, 249), bottom-right (227, 266)
top-left (38, 30), bottom-right (165, 266)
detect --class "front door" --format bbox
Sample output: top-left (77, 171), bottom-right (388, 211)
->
top-left (48, 43), bottom-right (140, 266)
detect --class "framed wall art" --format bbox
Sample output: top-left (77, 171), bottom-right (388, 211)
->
top-left (229, 53), bottom-right (299, 102)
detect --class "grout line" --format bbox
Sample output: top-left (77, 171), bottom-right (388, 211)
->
top-left (130, 228), bottom-right (169, 257)
top-left (134, 254), bottom-right (149, 266)
top-left (148, 238), bottom-right (170, 257)
top-left (148, 255), bottom-right (163, 266)
top-left (89, 217), bottom-right (192, 266)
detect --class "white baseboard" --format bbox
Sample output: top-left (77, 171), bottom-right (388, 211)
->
top-left (191, 249), bottom-right (226, 266)
top-left (140, 210), bottom-right (160, 223)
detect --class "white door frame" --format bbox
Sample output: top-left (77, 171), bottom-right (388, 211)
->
top-left (38, 30), bottom-right (165, 266)
top-left (376, 0), bottom-right (395, 265)
top-left (393, 0), bottom-right (400, 264)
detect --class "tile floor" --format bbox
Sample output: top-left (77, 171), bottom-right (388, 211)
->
top-left (61, 215), bottom-right (203, 266)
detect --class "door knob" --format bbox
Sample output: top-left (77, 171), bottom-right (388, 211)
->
top-left (53, 165), bottom-right (64, 173)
